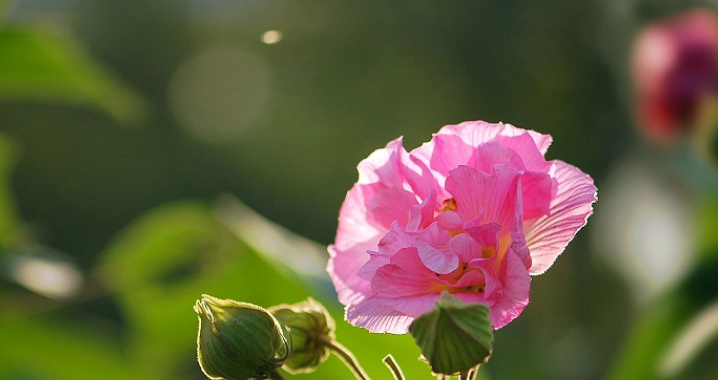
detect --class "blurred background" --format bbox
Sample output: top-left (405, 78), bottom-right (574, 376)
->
top-left (1, 0), bottom-right (717, 379)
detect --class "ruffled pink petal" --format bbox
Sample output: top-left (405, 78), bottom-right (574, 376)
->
top-left (333, 183), bottom-right (383, 251)
top-left (346, 297), bottom-right (413, 334)
top-left (509, 179), bottom-right (531, 269)
top-left (357, 138), bottom-right (409, 186)
top-left (368, 187), bottom-right (418, 229)
top-left (327, 243), bottom-right (374, 305)
top-left (381, 293), bottom-right (442, 318)
top-left (493, 132), bottom-right (552, 173)
top-left (463, 221), bottom-right (500, 255)
top-left (435, 121), bottom-right (510, 148)
top-left (449, 232), bottom-right (484, 263)
top-left (372, 248), bottom-right (438, 297)
top-left (426, 134), bottom-right (476, 178)
top-left (416, 240), bottom-right (457, 274)
top-left (374, 222), bottom-right (415, 256)
top-left (520, 171), bottom-right (556, 220)
top-left (356, 252), bottom-right (390, 281)
top-left (435, 210), bottom-right (466, 231)
top-left (494, 123), bottom-right (553, 155)
top-left (445, 165), bottom-right (520, 228)
top-left (411, 223), bottom-right (456, 274)
top-left (407, 187), bottom-right (436, 231)
top-left (487, 248), bottom-right (531, 329)
top-left (469, 141), bottom-right (526, 174)
top-left (524, 160), bottom-right (597, 274)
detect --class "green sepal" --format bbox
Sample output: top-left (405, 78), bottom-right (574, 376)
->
top-left (269, 298), bottom-right (335, 374)
top-left (408, 292), bottom-right (493, 376)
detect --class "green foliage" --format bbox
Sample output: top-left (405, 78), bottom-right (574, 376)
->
top-left (0, 28), bottom-right (146, 123)
top-left (0, 134), bottom-right (19, 251)
top-left (0, 314), bottom-right (150, 379)
top-left (409, 292), bottom-right (493, 377)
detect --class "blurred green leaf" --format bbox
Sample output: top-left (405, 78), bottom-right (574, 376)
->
top-left (0, 28), bottom-right (147, 123)
top-left (606, 296), bottom-right (689, 380)
top-left (0, 134), bottom-right (19, 250)
top-left (0, 316), bottom-right (152, 380)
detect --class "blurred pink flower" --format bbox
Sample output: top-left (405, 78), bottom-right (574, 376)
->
top-left (632, 9), bottom-right (718, 143)
top-left (327, 121), bottom-right (597, 334)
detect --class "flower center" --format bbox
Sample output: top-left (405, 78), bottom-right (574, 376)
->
top-left (438, 198), bottom-right (464, 237)
top-left (440, 198), bottom-right (457, 213)
top-left (434, 262), bottom-right (485, 294)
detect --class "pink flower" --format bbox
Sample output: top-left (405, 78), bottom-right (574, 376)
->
top-left (327, 121), bottom-right (597, 334)
top-left (631, 9), bottom-right (718, 143)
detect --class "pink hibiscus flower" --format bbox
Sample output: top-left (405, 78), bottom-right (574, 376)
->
top-left (631, 9), bottom-right (718, 143)
top-left (327, 121), bottom-right (597, 334)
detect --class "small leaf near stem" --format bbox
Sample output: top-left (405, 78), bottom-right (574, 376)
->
top-left (382, 355), bottom-right (405, 380)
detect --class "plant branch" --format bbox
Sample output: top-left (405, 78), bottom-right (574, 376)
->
top-left (383, 355), bottom-right (405, 380)
top-left (322, 339), bottom-right (371, 380)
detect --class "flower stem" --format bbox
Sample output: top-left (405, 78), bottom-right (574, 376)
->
top-left (382, 355), bottom-right (405, 380)
top-left (323, 339), bottom-right (371, 380)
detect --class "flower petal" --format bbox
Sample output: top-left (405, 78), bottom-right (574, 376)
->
top-left (368, 186), bottom-right (418, 229)
top-left (346, 297), bottom-right (413, 334)
top-left (446, 165), bottom-right (520, 228)
top-left (524, 160), bottom-right (597, 274)
top-left (372, 248), bottom-right (440, 297)
top-left (327, 243), bottom-right (374, 305)
top-left (333, 183), bottom-right (383, 251)
top-left (416, 240), bottom-right (458, 274)
top-left (488, 248), bottom-right (531, 329)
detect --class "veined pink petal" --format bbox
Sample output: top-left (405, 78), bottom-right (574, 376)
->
top-left (372, 248), bottom-right (438, 297)
top-left (469, 141), bottom-right (526, 174)
top-left (524, 160), bottom-right (597, 274)
top-left (435, 210), bottom-right (465, 231)
top-left (510, 179), bottom-right (531, 269)
top-left (333, 183), bottom-right (383, 251)
top-left (493, 132), bottom-right (553, 172)
top-left (487, 248), bottom-right (531, 329)
top-left (446, 165), bottom-right (520, 228)
top-left (368, 187), bottom-right (418, 229)
top-left (357, 138), bottom-right (409, 186)
top-left (346, 298), bottom-right (413, 334)
top-left (407, 187), bottom-right (436, 231)
top-left (327, 243), bottom-right (374, 305)
top-left (449, 232), bottom-right (484, 263)
top-left (520, 171), bottom-right (556, 220)
top-left (463, 221), bottom-right (500, 257)
top-left (381, 293), bottom-right (443, 318)
top-left (416, 240), bottom-right (458, 274)
top-left (356, 252), bottom-right (390, 281)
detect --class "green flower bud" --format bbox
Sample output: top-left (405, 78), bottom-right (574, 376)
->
top-left (269, 298), bottom-right (335, 374)
top-left (409, 292), bottom-right (494, 377)
top-left (194, 295), bottom-right (290, 380)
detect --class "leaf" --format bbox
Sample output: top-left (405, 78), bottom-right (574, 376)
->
top-left (0, 28), bottom-right (147, 123)
top-left (0, 316), bottom-right (152, 380)
top-left (0, 134), bottom-right (19, 250)
top-left (409, 292), bottom-right (493, 376)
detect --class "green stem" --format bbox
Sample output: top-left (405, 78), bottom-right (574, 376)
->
top-left (323, 339), bottom-right (371, 380)
top-left (382, 355), bottom-right (405, 380)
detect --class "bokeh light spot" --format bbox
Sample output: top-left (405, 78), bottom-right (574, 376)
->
top-left (262, 30), bottom-right (283, 44)
top-left (168, 46), bottom-right (271, 143)
top-left (10, 256), bottom-right (83, 299)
